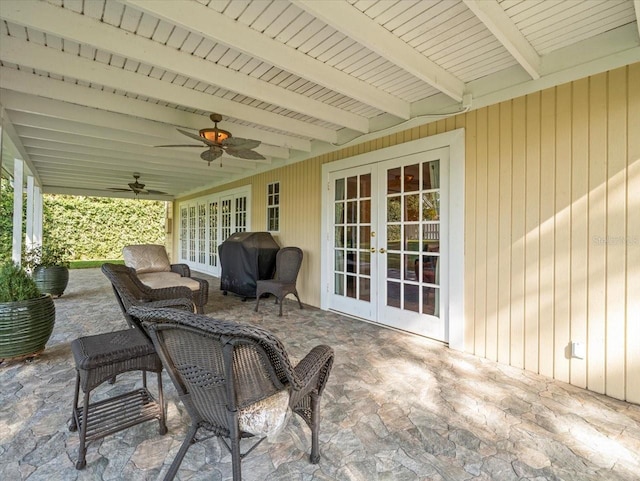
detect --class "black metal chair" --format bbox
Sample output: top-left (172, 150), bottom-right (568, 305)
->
top-left (254, 247), bottom-right (303, 316)
top-left (129, 306), bottom-right (334, 481)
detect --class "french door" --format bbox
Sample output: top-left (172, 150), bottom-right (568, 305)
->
top-left (328, 148), bottom-right (448, 341)
top-left (178, 188), bottom-right (250, 276)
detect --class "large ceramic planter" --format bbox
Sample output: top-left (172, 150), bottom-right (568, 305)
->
top-left (32, 266), bottom-right (69, 297)
top-left (0, 294), bottom-right (56, 361)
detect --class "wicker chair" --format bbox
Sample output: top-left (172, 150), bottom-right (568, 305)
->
top-left (129, 306), bottom-right (335, 481)
top-left (101, 263), bottom-right (197, 325)
top-left (254, 247), bottom-right (303, 316)
top-left (122, 244), bottom-right (209, 313)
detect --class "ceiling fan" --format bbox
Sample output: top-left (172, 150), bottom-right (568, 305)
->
top-left (107, 173), bottom-right (168, 197)
top-left (156, 113), bottom-right (265, 166)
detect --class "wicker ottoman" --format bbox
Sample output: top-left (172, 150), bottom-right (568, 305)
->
top-left (69, 328), bottom-right (166, 469)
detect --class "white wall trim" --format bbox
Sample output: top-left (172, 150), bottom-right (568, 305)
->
top-left (321, 129), bottom-right (465, 349)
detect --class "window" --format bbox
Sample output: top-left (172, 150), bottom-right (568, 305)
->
top-left (267, 182), bottom-right (280, 232)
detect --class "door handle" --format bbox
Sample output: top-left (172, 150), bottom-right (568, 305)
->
top-left (370, 247), bottom-right (376, 253)
top-left (379, 248), bottom-right (386, 254)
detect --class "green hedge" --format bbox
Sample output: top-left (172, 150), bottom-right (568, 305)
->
top-left (0, 180), bottom-right (166, 262)
top-left (42, 195), bottom-right (166, 260)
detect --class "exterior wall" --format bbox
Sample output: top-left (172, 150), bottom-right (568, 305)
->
top-left (174, 63), bottom-right (640, 403)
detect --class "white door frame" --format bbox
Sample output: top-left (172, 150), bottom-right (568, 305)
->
top-left (320, 129), bottom-right (465, 350)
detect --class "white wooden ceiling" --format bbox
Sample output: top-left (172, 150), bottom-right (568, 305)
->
top-left (1, 0), bottom-right (639, 199)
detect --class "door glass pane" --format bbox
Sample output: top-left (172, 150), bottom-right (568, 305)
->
top-left (335, 250), bottom-right (344, 271)
top-left (360, 251), bottom-right (370, 275)
top-left (346, 201), bottom-right (357, 223)
top-left (387, 197), bottom-right (401, 222)
top-left (423, 287), bottom-right (439, 315)
top-left (346, 251), bottom-right (356, 273)
top-left (359, 278), bottom-right (370, 302)
top-left (360, 174), bottom-right (371, 197)
top-left (387, 225), bottom-right (400, 250)
top-left (346, 226), bottom-right (356, 248)
top-left (405, 225), bottom-right (419, 251)
top-left (335, 226), bottom-right (344, 247)
top-left (422, 192), bottom-right (440, 220)
top-left (422, 224), bottom-right (439, 250)
top-left (405, 164), bottom-right (420, 192)
top-left (405, 254), bottom-right (419, 281)
top-left (404, 194), bottom-right (419, 221)
top-left (347, 176), bottom-right (358, 199)
top-left (335, 274), bottom-right (344, 295)
top-left (420, 255), bottom-right (439, 285)
top-left (360, 226), bottom-right (371, 249)
top-left (388, 167), bottom-right (401, 194)
top-left (335, 203), bottom-right (344, 223)
top-left (346, 275), bottom-right (356, 298)
top-left (404, 284), bottom-right (419, 312)
top-left (387, 281), bottom-right (400, 308)
top-left (387, 253), bottom-right (401, 279)
top-left (335, 178), bottom-right (345, 200)
top-left (423, 161), bottom-right (440, 190)
top-left (360, 199), bottom-right (371, 223)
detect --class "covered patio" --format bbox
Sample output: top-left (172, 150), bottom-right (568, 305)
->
top-left (1, 268), bottom-right (638, 481)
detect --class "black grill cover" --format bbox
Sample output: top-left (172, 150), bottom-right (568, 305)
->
top-left (219, 232), bottom-right (280, 298)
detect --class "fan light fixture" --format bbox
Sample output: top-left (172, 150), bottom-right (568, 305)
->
top-left (199, 114), bottom-right (231, 144)
top-left (156, 113), bottom-right (265, 166)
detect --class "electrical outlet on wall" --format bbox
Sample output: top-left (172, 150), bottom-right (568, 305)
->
top-left (571, 341), bottom-right (586, 359)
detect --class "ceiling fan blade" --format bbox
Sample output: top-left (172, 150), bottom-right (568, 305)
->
top-left (226, 148), bottom-right (266, 160)
top-left (177, 128), bottom-right (217, 147)
top-left (200, 147), bottom-right (223, 164)
top-left (107, 188), bottom-right (131, 192)
top-left (222, 137), bottom-right (260, 150)
top-left (146, 189), bottom-right (169, 195)
top-left (155, 144), bottom-right (203, 148)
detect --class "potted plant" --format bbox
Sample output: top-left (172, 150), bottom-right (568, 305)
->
top-left (23, 243), bottom-right (71, 297)
top-left (0, 262), bottom-right (56, 362)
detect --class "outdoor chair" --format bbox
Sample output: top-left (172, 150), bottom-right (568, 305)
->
top-left (122, 244), bottom-right (209, 313)
top-left (129, 306), bottom-right (335, 481)
top-left (69, 264), bottom-right (199, 470)
top-left (254, 246), bottom-right (303, 316)
top-left (101, 263), bottom-right (197, 325)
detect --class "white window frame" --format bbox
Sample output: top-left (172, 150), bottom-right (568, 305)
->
top-left (266, 181), bottom-right (280, 232)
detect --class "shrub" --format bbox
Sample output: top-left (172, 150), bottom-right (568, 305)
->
top-left (0, 262), bottom-right (42, 302)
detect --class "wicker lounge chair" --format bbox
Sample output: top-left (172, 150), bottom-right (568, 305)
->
top-left (122, 244), bottom-right (209, 313)
top-left (129, 306), bottom-right (335, 481)
top-left (254, 246), bottom-right (304, 316)
top-left (101, 263), bottom-right (197, 324)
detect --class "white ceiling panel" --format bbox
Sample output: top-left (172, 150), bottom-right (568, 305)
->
top-left (0, 0), bottom-right (637, 198)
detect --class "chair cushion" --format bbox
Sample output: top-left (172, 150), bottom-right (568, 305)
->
top-left (123, 245), bottom-right (171, 274)
top-left (238, 390), bottom-right (291, 438)
top-left (138, 272), bottom-right (202, 291)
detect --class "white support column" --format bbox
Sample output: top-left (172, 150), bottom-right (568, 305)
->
top-left (12, 158), bottom-right (24, 265)
top-left (34, 185), bottom-right (43, 246)
top-left (26, 175), bottom-right (35, 248)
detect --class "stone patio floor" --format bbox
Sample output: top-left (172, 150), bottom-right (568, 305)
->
top-left (1, 268), bottom-right (639, 481)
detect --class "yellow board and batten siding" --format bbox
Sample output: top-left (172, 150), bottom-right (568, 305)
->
top-left (174, 64), bottom-right (640, 403)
